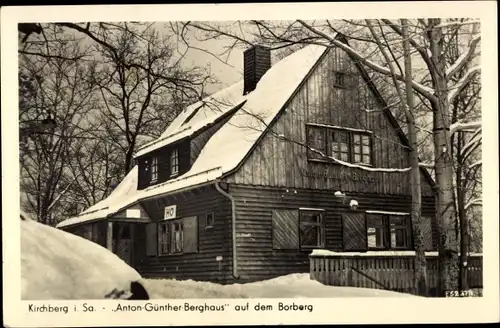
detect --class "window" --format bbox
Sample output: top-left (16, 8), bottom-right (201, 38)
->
top-left (150, 157), bottom-right (158, 182)
top-left (366, 215), bottom-right (386, 249)
top-left (330, 130), bottom-right (349, 162)
top-left (307, 126), bottom-right (326, 160)
top-left (170, 149), bottom-right (179, 177)
top-left (300, 211), bottom-right (325, 248)
top-left (158, 222), bottom-right (170, 254)
top-left (146, 216), bottom-right (198, 256)
top-left (390, 216), bottom-right (411, 249)
top-left (334, 71), bottom-right (346, 88)
top-left (306, 124), bottom-right (372, 165)
top-left (205, 213), bottom-right (214, 229)
top-left (272, 209), bottom-right (325, 250)
top-left (353, 134), bottom-right (372, 165)
top-left (171, 221), bottom-right (183, 253)
top-left (366, 214), bottom-right (412, 250)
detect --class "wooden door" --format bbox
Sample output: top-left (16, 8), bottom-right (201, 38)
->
top-left (112, 223), bottom-right (134, 266)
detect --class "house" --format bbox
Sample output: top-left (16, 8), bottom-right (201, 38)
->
top-left (57, 36), bottom-right (438, 284)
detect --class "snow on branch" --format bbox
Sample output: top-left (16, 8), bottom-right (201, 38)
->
top-left (308, 147), bottom-right (411, 172)
top-left (448, 66), bottom-right (481, 103)
top-left (465, 198), bottom-right (482, 210)
top-left (469, 160), bottom-right (482, 168)
top-left (446, 35), bottom-right (481, 79)
top-left (450, 120), bottom-right (482, 135)
top-left (419, 162), bottom-right (434, 169)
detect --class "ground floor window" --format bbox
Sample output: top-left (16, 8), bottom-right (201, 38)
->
top-left (272, 208), bottom-right (325, 250)
top-left (146, 216), bottom-right (198, 256)
top-left (299, 210), bottom-right (325, 248)
top-left (366, 213), bottom-right (412, 250)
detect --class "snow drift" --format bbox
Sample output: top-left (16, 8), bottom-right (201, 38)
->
top-left (21, 216), bottom-right (147, 300)
top-left (143, 273), bottom-right (418, 299)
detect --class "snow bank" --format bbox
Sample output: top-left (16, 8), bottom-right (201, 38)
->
top-left (143, 274), bottom-right (417, 299)
top-left (22, 218), bottom-right (143, 300)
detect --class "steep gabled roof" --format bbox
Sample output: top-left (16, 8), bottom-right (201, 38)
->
top-left (57, 45), bottom-right (328, 228)
top-left (134, 81), bottom-right (246, 158)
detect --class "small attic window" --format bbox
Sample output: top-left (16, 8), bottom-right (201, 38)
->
top-left (334, 71), bottom-right (346, 88)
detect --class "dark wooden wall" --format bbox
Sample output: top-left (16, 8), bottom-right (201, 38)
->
top-left (225, 46), bottom-right (434, 196)
top-left (228, 184), bottom-right (437, 282)
top-left (63, 220), bottom-right (107, 248)
top-left (135, 185), bottom-right (234, 283)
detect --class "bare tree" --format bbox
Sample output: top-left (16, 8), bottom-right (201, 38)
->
top-left (19, 30), bottom-right (97, 225)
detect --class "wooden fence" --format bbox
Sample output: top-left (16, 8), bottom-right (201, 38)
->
top-left (310, 253), bottom-right (482, 296)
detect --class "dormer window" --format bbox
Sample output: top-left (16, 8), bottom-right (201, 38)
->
top-left (170, 149), bottom-right (179, 177)
top-left (150, 157), bottom-right (158, 182)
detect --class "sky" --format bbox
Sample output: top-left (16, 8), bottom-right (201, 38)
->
top-left (155, 22), bottom-right (244, 94)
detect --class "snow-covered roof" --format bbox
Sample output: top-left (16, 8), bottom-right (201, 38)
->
top-left (134, 81), bottom-right (246, 158)
top-left (57, 44), bottom-right (328, 229)
top-left (57, 166), bottom-right (139, 228)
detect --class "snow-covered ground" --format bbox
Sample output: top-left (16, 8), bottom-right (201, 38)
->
top-left (21, 212), bottom-right (416, 300)
top-left (21, 215), bottom-right (146, 300)
top-left (143, 273), bottom-right (418, 299)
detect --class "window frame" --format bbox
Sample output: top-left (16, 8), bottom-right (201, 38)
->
top-left (205, 212), bottom-right (215, 229)
top-left (150, 156), bottom-right (159, 183)
top-left (158, 221), bottom-right (170, 255)
top-left (171, 219), bottom-right (184, 253)
top-left (157, 217), bottom-right (200, 256)
top-left (170, 148), bottom-right (179, 177)
top-left (306, 125), bottom-right (327, 160)
top-left (333, 71), bottom-right (347, 88)
top-left (366, 213), bottom-right (413, 251)
top-left (298, 209), bottom-right (325, 250)
top-left (306, 124), bottom-right (373, 166)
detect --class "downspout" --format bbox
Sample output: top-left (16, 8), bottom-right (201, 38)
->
top-left (215, 180), bottom-right (239, 280)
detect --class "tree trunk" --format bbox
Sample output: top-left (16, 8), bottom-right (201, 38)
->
top-left (402, 19), bottom-right (427, 296)
top-left (457, 131), bottom-right (469, 292)
top-left (429, 19), bottom-right (459, 296)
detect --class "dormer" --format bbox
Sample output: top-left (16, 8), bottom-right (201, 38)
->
top-left (137, 138), bottom-right (190, 190)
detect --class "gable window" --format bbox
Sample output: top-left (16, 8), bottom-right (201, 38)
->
top-left (306, 124), bottom-right (373, 165)
top-left (205, 213), bottom-right (214, 229)
top-left (146, 216), bottom-right (198, 256)
top-left (150, 157), bottom-right (158, 182)
top-left (307, 126), bottom-right (326, 159)
top-left (366, 213), bottom-right (412, 250)
top-left (353, 134), bottom-right (372, 165)
top-left (334, 71), bottom-right (346, 88)
top-left (272, 208), bottom-right (325, 250)
top-left (170, 149), bottom-right (179, 177)
top-left (330, 130), bottom-right (349, 162)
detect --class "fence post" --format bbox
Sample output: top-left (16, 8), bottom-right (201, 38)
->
top-left (347, 267), bottom-right (353, 286)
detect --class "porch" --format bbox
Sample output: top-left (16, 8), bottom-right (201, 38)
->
top-left (309, 251), bottom-right (483, 297)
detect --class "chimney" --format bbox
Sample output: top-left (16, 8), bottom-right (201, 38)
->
top-left (243, 45), bottom-right (271, 95)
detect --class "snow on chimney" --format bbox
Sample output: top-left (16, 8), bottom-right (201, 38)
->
top-left (243, 45), bottom-right (271, 95)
